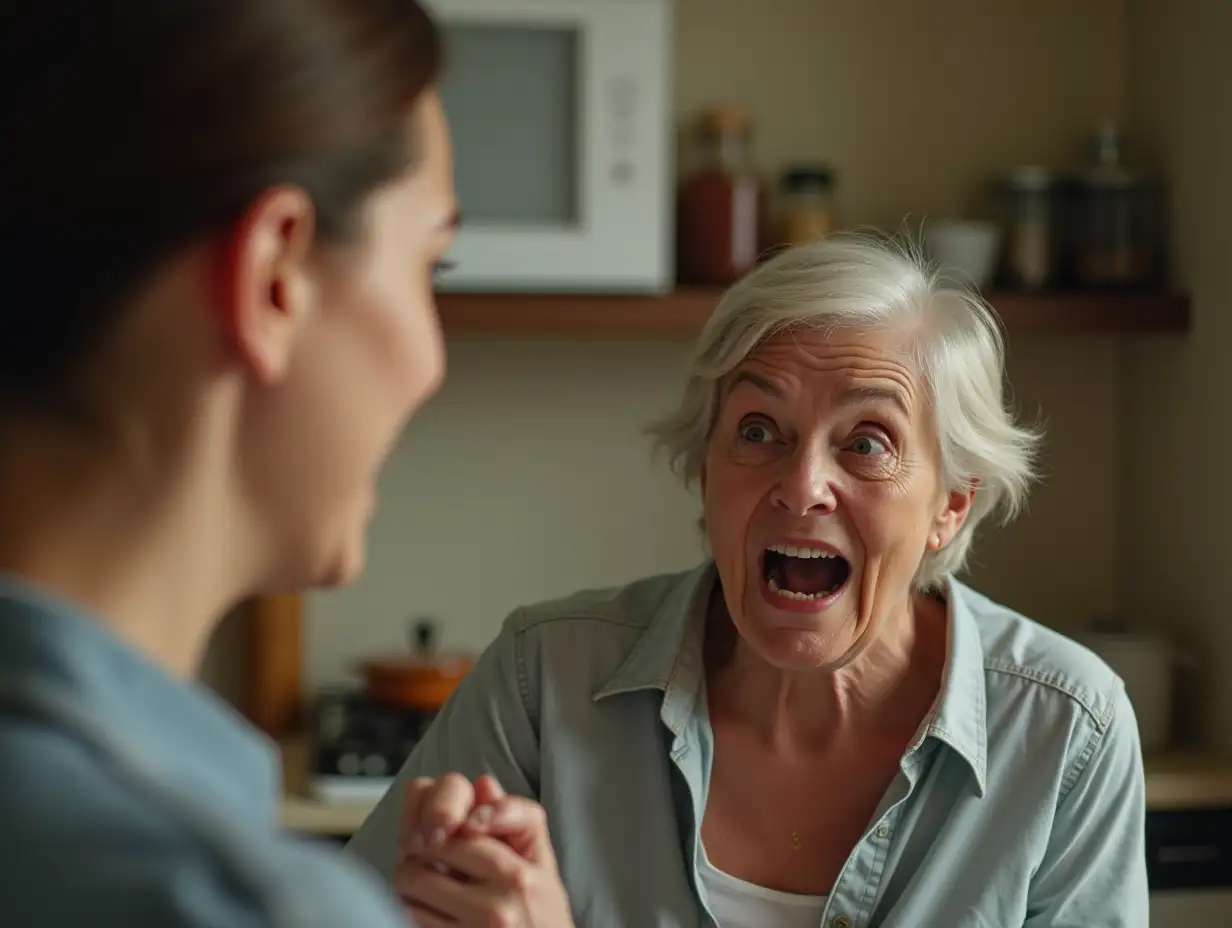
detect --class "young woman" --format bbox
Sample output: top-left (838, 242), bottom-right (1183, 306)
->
top-left (0, 3), bottom-right (553, 925)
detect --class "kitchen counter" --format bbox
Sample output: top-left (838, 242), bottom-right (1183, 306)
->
top-left (277, 737), bottom-right (1232, 836)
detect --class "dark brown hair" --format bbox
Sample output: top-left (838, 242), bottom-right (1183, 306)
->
top-left (0, 1), bottom-right (442, 409)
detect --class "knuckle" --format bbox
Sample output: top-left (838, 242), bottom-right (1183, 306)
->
top-left (486, 902), bottom-right (520, 928)
top-left (526, 801), bottom-right (548, 828)
top-left (493, 858), bottom-right (526, 887)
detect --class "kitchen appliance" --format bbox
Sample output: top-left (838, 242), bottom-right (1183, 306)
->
top-left (309, 688), bottom-right (438, 803)
top-left (310, 619), bottom-right (472, 803)
top-left (1149, 807), bottom-right (1232, 923)
top-left (427, 0), bottom-right (673, 293)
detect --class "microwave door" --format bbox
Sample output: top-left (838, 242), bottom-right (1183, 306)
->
top-left (430, 0), bottom-right (671, 293)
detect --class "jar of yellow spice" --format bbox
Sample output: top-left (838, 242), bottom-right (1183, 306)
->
top-left (777, 164), bottom-right (837, 246)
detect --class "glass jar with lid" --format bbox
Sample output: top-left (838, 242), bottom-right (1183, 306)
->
top-left (994, 166), bottom-right (1065, 290)
top-left (676, 106), bottom-right (768, 286)
top-left (776, 164), bottom-right (837, 247)
top-left (1068, 122), bottom-right (1166, 289)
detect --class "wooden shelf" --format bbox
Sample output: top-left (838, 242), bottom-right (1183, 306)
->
top-left (436, 288), bottom-right (1190, 336)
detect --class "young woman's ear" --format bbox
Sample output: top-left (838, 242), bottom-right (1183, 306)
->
top-left (218, 187), bottom-right (318, 383)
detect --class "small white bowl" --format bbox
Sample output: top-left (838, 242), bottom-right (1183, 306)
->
top-left (922, 219), bottom-right (1002, 290)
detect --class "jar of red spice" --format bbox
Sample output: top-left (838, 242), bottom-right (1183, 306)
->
top-left (675, 106), bottom-right (768, 286)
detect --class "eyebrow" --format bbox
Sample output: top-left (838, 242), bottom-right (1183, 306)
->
top-left (836, 384), bottom-right (911, 417)
top-left (726, 371), bottom-right (786, 399)
top-left (727, 372), bottom-right (910, 416)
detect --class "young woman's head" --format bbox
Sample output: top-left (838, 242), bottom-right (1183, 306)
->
top-left (0, 3), bottom-right (454, 620)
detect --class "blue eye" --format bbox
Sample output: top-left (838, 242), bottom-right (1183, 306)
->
top-left (850, 435), bottom-right (889, 455)
top-left (739, 422), bottom-right (774, 444)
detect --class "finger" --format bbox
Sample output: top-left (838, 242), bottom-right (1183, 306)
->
top-left (413, 773), bottom-right (476, 851)
top-left (457, 775), bottom-right (506, 837)
top-left (398, 857), bottom-right (510, 924)
top-left (400, 778), bottom-right (435, 830)
top-left (403, 906), bottom-right (453, 928)
top-left (471, 774), bottom-right (505, 809)
top-left (398, 778), bottom-right (436, 856)
top-left (416, 835), bottom-right (527, 885)
top-left (480, 796), bottom-right (556, 864)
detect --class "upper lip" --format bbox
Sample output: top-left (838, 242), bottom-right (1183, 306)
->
top-left (761, 537), bottom-right (850, 561)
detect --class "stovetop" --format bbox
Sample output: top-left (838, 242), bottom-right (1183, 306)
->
top-left (309, 688), bottom-right (438, 803)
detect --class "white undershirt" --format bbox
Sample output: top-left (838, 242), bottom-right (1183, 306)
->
top-left (698, 847), bottom-right (828, 928)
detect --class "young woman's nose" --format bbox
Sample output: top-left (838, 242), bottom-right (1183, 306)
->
top-left (770, 444), bottom-right (838, 517)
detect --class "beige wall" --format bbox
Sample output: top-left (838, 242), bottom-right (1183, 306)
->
top-left (675, 0), bottom-right (1126, 228)
top-left (1121, 0), bottom-right (1232, 749)
top-left (200, 0), bottom-right (1133, 693)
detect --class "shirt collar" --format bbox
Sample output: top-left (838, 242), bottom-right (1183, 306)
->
top-left (593, 562), bottom-right (713, 698)
top-left (921, 576), bottom-right (989, 795)
top-left (0, 574), bottom-right (279, 823)
top-left (592, 562), bottom-right (989, 793)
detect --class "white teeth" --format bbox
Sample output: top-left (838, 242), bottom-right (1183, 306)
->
top-left (767, 543), bottom-right (836, 560)
top-left (766, 576), bottom-right (829, 601)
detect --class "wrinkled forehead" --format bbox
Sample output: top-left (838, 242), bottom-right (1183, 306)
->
top-left (723, 326), bottom-right (926, 416)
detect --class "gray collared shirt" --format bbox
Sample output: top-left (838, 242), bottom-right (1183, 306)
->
top-left (349, 562), bottom-right (1149, 927)
top-left (0, 576), bottom-right (407, 927)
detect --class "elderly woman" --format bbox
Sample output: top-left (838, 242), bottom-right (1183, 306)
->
top-left (349, 235), bottom-right (1148, 927)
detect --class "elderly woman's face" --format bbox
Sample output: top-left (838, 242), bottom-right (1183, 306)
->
top-left (701, 327), bottom-right (971, 670)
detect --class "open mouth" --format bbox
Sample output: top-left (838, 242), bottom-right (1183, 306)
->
top-left (762, 543), bottom-right (852, 603)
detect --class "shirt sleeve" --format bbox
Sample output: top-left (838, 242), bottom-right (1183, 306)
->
top-left (32, 826), bottom-right (411, 928)
top-left (345, 610), bottom-right (541, 882)
top-left (1024, 683), bottom-right (1149, 927)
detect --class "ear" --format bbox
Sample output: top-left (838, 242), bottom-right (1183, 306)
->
top-left (926, 485), bottom-right (975, 552)
top-left (217, 186), bottom-right (318, 384)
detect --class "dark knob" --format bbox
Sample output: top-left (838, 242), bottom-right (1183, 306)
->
top-left (411, 618), bottom-right (437, 656)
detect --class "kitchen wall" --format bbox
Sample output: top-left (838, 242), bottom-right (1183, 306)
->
top-left (1121, 0), bottom-right (1232, 749)
top-left (291, 0), bottom-right (1132, 689)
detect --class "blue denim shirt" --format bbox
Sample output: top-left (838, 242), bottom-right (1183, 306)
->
top-left (0, 576), bottom-right (407, 928)
top-left (349, 562), bottom-right (1149, 927)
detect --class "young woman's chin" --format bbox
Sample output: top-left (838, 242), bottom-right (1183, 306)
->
top-left (314, 547), bottom-right (365, 589)
top-left (313, 507), bottom-right (373, 589)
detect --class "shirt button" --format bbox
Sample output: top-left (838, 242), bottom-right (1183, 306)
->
top-left (832, 917), bottom-right (853, 928)
top-left (876, 825), bottom-right (890, 839)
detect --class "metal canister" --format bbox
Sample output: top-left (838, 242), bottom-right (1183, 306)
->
top-left (1068, 123), bottom-right (1166, 289)
top-left (995, 166), bottom-right (1063, 290)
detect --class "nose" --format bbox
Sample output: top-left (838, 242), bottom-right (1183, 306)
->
top-left (770, 444), bottom-right (838, 517)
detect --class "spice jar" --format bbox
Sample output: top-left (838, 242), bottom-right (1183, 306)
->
top-left (776, 164), bottom-right (836, 247)
top-left (1068, 123), bottom-right (1165, 289)
top-left (994, 167), bottom-right (1064, 290)
top-left (676, 106), bottom-right (767, 286)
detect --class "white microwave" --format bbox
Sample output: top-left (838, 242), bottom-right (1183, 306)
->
top-left (427, 0), bottom-right (673, 293)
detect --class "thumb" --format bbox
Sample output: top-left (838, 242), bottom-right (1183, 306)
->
top-left (472, 774), bottom-right (506, 807)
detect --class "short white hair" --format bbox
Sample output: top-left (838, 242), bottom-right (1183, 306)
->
top-left (650, 232), bottom-right (1042, 589)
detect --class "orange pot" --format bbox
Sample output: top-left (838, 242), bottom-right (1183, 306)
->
top-left (358, 619), bottom-right (473, 711)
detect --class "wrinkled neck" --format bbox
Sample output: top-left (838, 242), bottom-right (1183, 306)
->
top-left (704, 589), bottom-right (947, 756)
